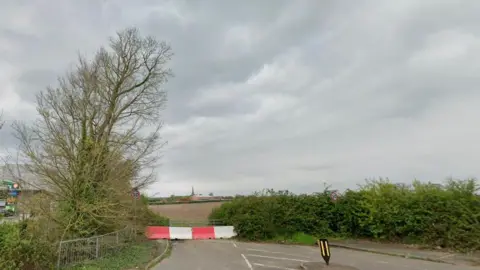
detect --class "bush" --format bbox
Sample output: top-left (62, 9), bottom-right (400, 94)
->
top-left (136, 195), bottom-right (169, 227)
top-left (0, 221), bottom-right (56, 270)
top-left (143, 208), bottom-right (170, 226)
top-left (209, 179), bottom-right (480, 251)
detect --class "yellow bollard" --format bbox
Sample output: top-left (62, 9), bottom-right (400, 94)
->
top-left (318, 239), bottom-right (331, 266)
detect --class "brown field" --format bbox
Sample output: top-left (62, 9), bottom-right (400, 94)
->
top-left (149, 201), bottom-right (226, 221)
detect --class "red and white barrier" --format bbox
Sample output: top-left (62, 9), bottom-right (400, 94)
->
top-left (192, 226), bottom-right (215, 240)
top-left (213, 226), bottom-right (235, 239)
top-left (146, 226), bottom-right (236, 240)
top-left (146, 226), bottom-right (170, 239)
top-left (171, 227), bottom-right (193, 240)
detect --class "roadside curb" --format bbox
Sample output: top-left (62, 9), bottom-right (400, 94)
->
top-left (328, 243), bottom-right (455, 265)
top-left (145, 239), bottom-right (171, 269)
top-left (300, 262), bottom-right (359, 270)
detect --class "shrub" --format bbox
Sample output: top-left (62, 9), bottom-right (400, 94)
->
top-left (209, 179), bottom-right (480, 251)
top-left (143, 208), bottom-right (170, 226)
top-left (135, 196), bottom-right (169, 227)
top-left (0, 221), bottom-right (56, 270)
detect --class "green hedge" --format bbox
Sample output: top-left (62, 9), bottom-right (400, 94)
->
top-left (137, 195), bottom-right (170, 226)
top-left (209, 179), bottom-right (480, 251)
top-left (143, 208), bottom-right (170, 226)
top-left (0, 221), bottom-right (56, 270)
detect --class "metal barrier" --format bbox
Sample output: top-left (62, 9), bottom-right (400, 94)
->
top-left (56, 227), bottom-right (135, 268)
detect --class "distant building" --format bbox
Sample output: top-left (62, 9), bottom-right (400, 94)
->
top-left (0, 164), bottom-right (47, 197)
top-left (0, 164), bottom-right (46, 192)
top-left (190, 195), bottom-right (225, 201)
top-left (187, 187), bottom-right (233, 202)
top-left (0, 164), bottom-right (47, 214)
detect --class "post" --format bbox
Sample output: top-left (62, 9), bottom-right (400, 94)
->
top-left (318, 239), bottom-right (331, 265)
top-left (116, 231), bottom-right (119, 244)
top-left (56, 241), bottom-right (62, 269)
top-left (131, 188), bottom-right (139, 240)
top-left (133, 197), bottom-right (137, 239)
top-left (95, 237), bottom-right (100, 258)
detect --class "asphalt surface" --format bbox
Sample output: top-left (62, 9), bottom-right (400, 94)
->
top-left (154, 240), bottom-right (479, 270)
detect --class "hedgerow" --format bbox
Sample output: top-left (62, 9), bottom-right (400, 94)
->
top-left (0, 221), bottom-right (56, 270)
top-left (209, 179), bottom-right (480, 251)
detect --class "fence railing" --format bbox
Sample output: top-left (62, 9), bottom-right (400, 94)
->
top-left (56, 227), bottom-right (135, 269)
top-left (168, 219), bottom-right (225, 227)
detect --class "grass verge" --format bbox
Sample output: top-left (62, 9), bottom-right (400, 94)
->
top-left (240, 232), bottom-right (350, 247)
top-left (237, 232), bottom-right (319, 246)
top-left (145, 240), bottom-right (171, 269)
top-left (66, 240), bottom-right (166, 270)
top-left (272, 232), bottom-right (317, 245)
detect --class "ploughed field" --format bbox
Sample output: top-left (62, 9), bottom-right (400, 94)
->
top-left (148, 201), bottom-right (225, 221)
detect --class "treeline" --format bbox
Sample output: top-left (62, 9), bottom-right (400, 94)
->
top-left (209, 179), bottom-right (480, 251)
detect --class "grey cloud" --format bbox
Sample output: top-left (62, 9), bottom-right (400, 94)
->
top-left (2, 0), bottom-right (480, 196)
top-left (158, 1), bottom-right (480, 194)
top-left (16, 69), bottom-right (57, 102)
top-left (0, 124), bottom-right (19, 149)
top-left (190, 101), bottom-right (258, 118)
top-left (141, 0), bottom-right (334, 123)
top-left (294, 165), bottom-right (335, 172)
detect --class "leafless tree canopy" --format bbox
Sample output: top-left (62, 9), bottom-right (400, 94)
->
top-left (12, 28), bottom-right (173, 237)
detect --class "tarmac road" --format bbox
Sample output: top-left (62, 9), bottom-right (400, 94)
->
top-left (154, 240), bottom-right (479, 270)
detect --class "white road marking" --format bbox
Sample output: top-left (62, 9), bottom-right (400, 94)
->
top-left (232, 241), bottom-right (238, 248)
top-left (246, 248), bottom-right (311, 259)
top-left (241, 254), bottom-right (253, 270)
top-left (246, 254), bottom-right (309, 262)
top-left (253, 263), bottom-right (299, 270)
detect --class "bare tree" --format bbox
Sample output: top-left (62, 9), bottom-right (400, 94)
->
top-left (12, 28), bottom-right (173, 238)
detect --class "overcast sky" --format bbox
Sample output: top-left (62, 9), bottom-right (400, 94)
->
top-left (1, 0), bottom-right (480, 196)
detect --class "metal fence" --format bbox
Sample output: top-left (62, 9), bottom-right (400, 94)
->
top-left (56, 227), bottom-right (135, 269)
top-left (168, 219), bottom-right (225, 227)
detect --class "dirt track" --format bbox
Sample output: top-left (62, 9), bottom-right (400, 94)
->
top-left (149, 201), bottom-right (225, 220)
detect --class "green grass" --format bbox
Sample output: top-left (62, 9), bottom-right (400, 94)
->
top-left (66, 240), bottom-right (165, 270)
top-left (239, 233), bottom-right (351, 246)
top-left (272, 232), bottom-right (318, 245)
